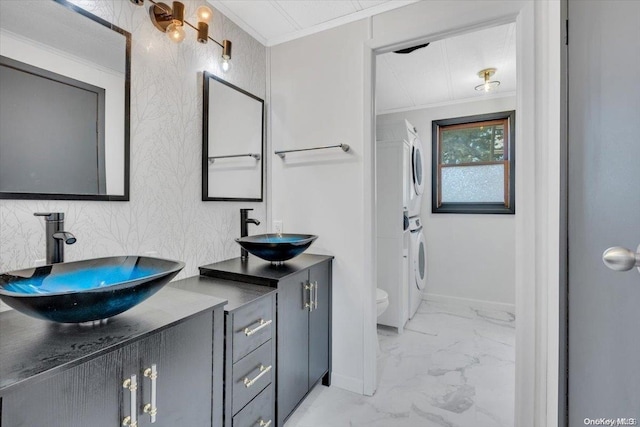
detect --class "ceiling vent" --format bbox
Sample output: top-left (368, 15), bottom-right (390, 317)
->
top-left (393, 43), bottom-right (430, 54)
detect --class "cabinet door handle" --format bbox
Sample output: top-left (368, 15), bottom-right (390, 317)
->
top-left (122, 374), bottom-right (138, 427)
top-left (303, 282), bottom-right (312, 311)
top-left (243, 364), bottom-right (272, 388)
top-left (143, 364), bottom-right (158, 423)
top-left (259, 419), bottom-right (272, 427)
top-left (313, 281), bottom-right (318, 310)
top-left (244, 319), bottom-right (273, 336)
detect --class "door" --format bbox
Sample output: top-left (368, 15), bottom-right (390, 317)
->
top-left (411, 138), bottom-right (425, 198)
top-left (277, 269), bottom-right (310, 426)
top-left (414, 228), bottom-right (427, 291)
top-left (308, 263), bottom-right (330, 386)
top-left (2, 348), bottom-right (123, 427)
top-left (567, 0), bottom-right (640, 422)
top-left (138, 311), bottom-right (213, 426)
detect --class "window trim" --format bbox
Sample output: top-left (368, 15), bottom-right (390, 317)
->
top-left (431, 110), bottom-right (516, 214)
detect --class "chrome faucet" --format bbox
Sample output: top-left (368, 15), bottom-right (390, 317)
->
top-left (34, 212), bottom-right (77, 264)
top-left (240, 208), bottom-right (260, 261)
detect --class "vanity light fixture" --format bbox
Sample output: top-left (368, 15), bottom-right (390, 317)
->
top-left (474, 68), bottom-right (500, 92)
top-left (130, 0), bottom-right (232, 71)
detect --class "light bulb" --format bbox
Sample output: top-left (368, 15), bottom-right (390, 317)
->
top-left (166, 23), bottom-right (185, 43)
top-left (196, 5), bottom-right (213, 23)
top-left (474, 68), bottom-right (500, 92)
top-left (221, 57), bottom-right (231, 73)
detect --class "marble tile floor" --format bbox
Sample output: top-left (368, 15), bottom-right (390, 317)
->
top-left (285, 300), bottom-right (515, 427)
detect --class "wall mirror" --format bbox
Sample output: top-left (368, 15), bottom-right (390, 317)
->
top-left (203, 72), bottom-right (264, 201)
top-left (0, 0), bottom-right (130, 201)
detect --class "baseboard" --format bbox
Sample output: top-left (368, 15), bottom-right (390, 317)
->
top-left (330, 372), bottom-right (364, 394)
top-left (423, 292), bottom-right (515, 314)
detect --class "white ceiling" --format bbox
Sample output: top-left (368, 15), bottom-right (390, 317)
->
top-left (209, 0), bottom-right (418, 46)
top-left (207, 2), bottom-right (515, 113)
top-left (376, 23), bottom-right (517, 114)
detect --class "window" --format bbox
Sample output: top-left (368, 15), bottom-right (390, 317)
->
top-left (432, 110), bottom-right (515, 214)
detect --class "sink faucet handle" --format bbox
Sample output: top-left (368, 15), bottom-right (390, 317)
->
top-left (34, 212), bottom-right (64, 221)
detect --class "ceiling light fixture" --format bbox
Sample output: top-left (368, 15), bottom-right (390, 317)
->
top-left (475, 68), bottom-right (500, 92)
top-left (130, 1), bottom-right (232, 72)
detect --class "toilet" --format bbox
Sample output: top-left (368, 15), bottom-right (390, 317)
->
top-left (376, 288), bottom-right (389, 353)
top-left (376, 288), bottom-right (389, 317)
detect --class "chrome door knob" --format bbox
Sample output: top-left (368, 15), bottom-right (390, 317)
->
top-left (602, 245), bottom-right (640, 272)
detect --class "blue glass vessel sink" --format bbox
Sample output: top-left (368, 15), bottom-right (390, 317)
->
top-left (236, 234), bottom-right (318, 263)
top-left (0, 256), bottom-right (185, 323)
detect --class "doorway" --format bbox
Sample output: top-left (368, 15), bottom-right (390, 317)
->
top-left (372, 22), bottom-right (517, 426)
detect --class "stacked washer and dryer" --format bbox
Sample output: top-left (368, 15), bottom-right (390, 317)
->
top-left (406, 122), bottom-right (427, 319)
top-left (376, 120), bottom-right (427, 333)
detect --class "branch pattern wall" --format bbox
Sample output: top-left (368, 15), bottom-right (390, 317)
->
top-left (0, 0), bottom-right (266, 305)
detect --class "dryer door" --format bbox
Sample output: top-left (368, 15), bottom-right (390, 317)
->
top-left (413, 228), bottom-right (427, 290)
top-left (411, 137), bottom-right (425, 196)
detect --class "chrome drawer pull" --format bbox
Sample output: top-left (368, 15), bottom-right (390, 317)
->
top-left (313, 281), bottom-right (318, 310)
top-left (259, 419), bottom-right (272, 427)
top-left (122, 374), bottom-right (138, 427)
top-left (303, 283), bottom-right (313, 311)
top-left (243, 364), bottom-right (272, 388)
top-left (244, 319), bottom-right (273, 336)
top-left (143, 364), bottom-right (158, 423)
top-left (310, 282), bottom-right (315, 311)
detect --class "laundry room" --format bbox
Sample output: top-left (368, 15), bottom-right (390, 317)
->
top-left (373, 22), bottom-right (517, 425)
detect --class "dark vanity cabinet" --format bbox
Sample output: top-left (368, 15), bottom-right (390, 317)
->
top-left (0, 288), bottom-right (226, 427)
top-left (226, 295), bottom-right (276, 427)
top-left (200, 254), bottom-right (333, 427)
top-left (133, 313), bottom-right (216, 426)
top-left (2, 347), bottom-right (125, 427)
top-left (276, 263), bottom-right (330, 425)
top-left (169, 276), bottom-right (277, 427)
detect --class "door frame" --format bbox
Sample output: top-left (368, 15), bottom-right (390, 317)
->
top-left (362, 1), bottom-right (563, 425)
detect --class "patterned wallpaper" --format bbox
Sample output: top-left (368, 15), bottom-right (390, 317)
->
top-left (0, 1), bottom-right (266, 290)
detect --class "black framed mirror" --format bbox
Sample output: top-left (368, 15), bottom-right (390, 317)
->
top-left (0, 0), bottom-right (131, 201)
top-left (202, 72), bottom-right (264, 202)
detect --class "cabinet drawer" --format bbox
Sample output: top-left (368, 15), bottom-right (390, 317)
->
top-left (232, 340), bottom-right (273, 414)
top-left (232, 384), bottom-right (274, 427)
top-left (232, 295), bottom-right (274, 363)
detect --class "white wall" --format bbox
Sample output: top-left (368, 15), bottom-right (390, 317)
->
top-left (377, 96), bottom-right (517, 309)
top-left (270, 19), bottom-right (369, 393)
top-left (0, 1), bottom-right (266, 297)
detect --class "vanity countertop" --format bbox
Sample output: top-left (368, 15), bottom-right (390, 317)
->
top-left (199, 253), bottom-right (334, 287)
top-left (0, 287), bottom-right (226, 394)
top-left (168, 275), bottom-right (276, 313)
